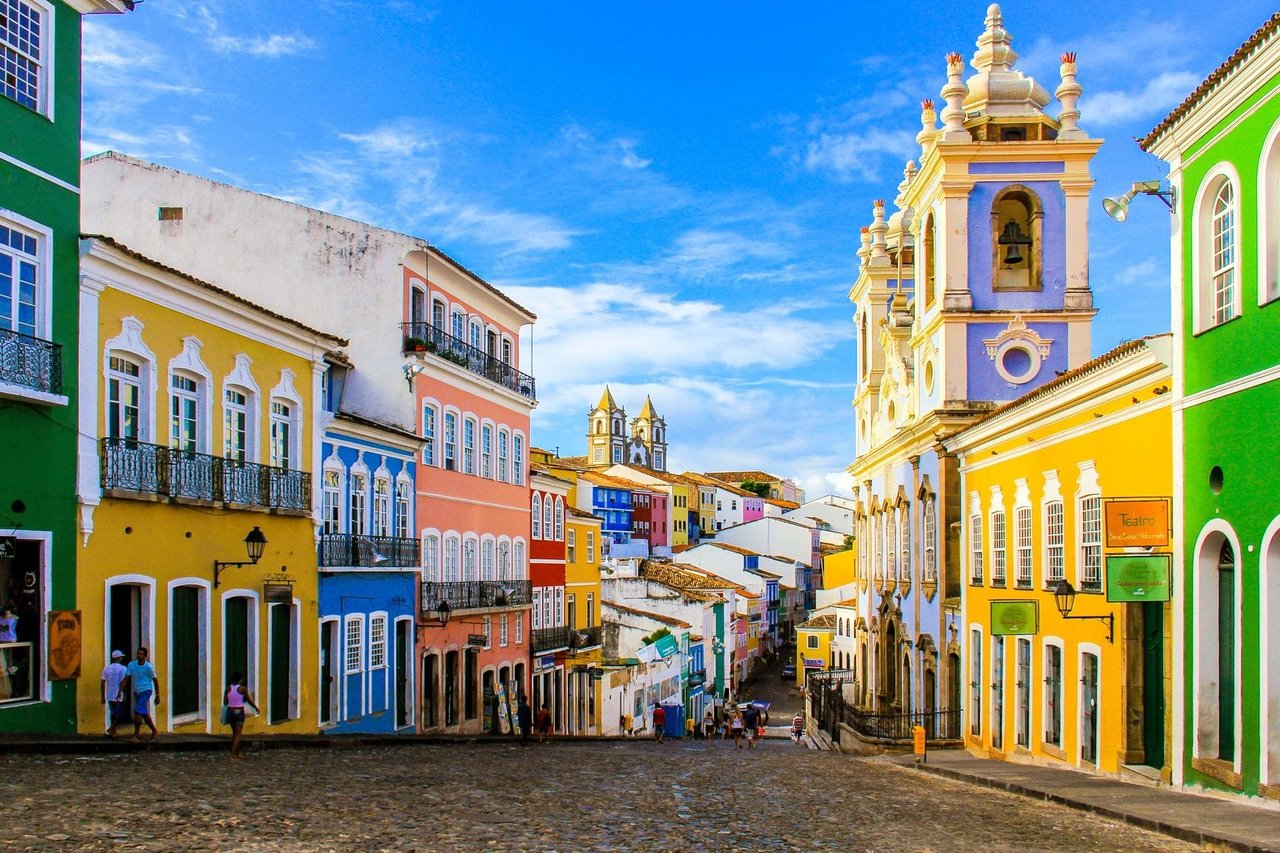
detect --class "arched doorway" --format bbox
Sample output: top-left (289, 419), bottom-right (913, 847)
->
top-left (1194, 527), bottom-right (1239, 766)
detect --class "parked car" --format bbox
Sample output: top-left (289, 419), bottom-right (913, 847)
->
top-left (780, 663), bottom-right (796, 680)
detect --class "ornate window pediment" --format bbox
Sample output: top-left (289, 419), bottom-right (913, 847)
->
top-left (984, 315), bottom-right (1053, 385)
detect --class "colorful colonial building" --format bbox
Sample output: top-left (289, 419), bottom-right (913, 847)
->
top-left (0, 0), bottom-right (131, 734)
top-left (848, 5), bottom-right (1098, 731)
top-left (530, 464), bottom-right (570, 731)
top-left (945, 337), bottom-right (1174, 779)
top-left (76, 236), bottom-right (344, 734)
top-left (1141, 13), bottom-right (1280, 799)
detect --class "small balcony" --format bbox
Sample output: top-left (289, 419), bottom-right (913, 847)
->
top-left (421, 580), bottom-right (532, 614)
top-left (0, 328), bottom-right (62, 398)
top-left (401, 322), bottom-right (536, 402)
top-left (101, 437), bottom-right (311, 512)
top-left (319, 534), bottom-right (420, 568)
top-left (532, 625), bottom-right (570, 653)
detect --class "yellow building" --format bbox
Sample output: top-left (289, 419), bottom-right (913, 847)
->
top-left (796, 613), bottom-right (835, 687)
top-left (76, 237), bottom-right (345, 735)
top-left (821, 547), bottom-right (857, 591)
top-left (564, 505), bottom-right (605, 734)
top-left (944, 336), bottom-right (1173, 779)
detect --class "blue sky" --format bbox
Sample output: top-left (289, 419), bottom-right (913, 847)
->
top-left (81, 1), bottom-right (1276, 497)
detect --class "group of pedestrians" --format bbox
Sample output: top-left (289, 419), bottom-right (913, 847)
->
top-left (101, 647), bottom-right (259, 760)
top-left (516, 696), bottom-right (554, 744)
top-left (99, 647), bottom-right (160, 742)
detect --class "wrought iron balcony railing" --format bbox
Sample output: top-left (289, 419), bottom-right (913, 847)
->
top-left (570, 625), bottom-right (602, 650)
top-left (532, 625), bottom-right (570, 653)
top-left (101, 437), bottom-right (311, 511)
top-left (319, 533), bottom-right (420, 568)
top-left (401, 322), bottom-right (536, 402)
top-left (421, 580), bottom-right (533, 613)
top-left (0, 328), bottom-right (61, 395)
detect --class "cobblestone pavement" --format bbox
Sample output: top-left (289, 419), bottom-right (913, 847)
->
top-left (0, 739), bottom-right (1198, 852)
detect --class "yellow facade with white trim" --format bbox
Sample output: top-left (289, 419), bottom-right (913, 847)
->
top-left (76, 240), bottom-right (340, 735)
top-left (948, 337), bottom-right (1173, 777)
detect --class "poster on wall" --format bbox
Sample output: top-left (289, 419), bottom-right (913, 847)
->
top-left (1106, 554), bottom-right (1172, 602)
top-left (990, 601), bottom-right (1038, 636)
top-left (47, 610), bottom-right (82, 680)
top-left (1104, 498), bottom-right (1171, 548)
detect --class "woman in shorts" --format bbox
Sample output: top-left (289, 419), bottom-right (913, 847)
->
top-left (224, 672), bottom-right (259, 761)
top-left (730, 709), bottom-right (745, 749)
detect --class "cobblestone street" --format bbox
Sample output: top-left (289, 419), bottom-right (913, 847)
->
top-left (0, 740), bottom-right (1196, 852)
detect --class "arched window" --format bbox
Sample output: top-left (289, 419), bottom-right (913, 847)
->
top-left (543, 497), bottom-right (553, 541)
top-left (423, 533), bottom-right (440, 582)
top-left (1260, 119), bottom-right (1280, 305)
top-left (463, 537), bottom-right (478, 581)
top-left (531, 494), bottom-right (543, 539)
top-left (921, 211), bottom-right (937, 309)
top-left (1211, 179), bottom-right (1238, 326)
top-left (555, 497), bottom-right (565, 541)
top-left (444, 536), bottom-right (461, 582)
top-left (514, 540), bottom-right (526, 580)
top-left (497, 429), bottom-right (510, 483)
top-left (410, 285), bottom-right (426, 325)
top-left (990, 186), bottom-right (1042, 291)
top-left (482, 538), bottom-right (495, 581)
top-left (462, 417), bottom-right (476, 475)
top-left (498, 540), bottom-right (511, 581)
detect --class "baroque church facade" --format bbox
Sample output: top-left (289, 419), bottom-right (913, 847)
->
top-left (848, 5), bottom-right (1098, 726)
top-left (586, 387), bottom-right (669, 472)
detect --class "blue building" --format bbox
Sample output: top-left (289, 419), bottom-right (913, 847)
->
top-left (847, 6), bottom-right (1098, 728)
top-left (581, 473), bottom-right (633, 546)
top-left (317, 412), bottom-right (422, 734)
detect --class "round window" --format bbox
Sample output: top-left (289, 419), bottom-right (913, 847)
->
top-left (994, 342), bottom-right (1041, 385)
top-left (1209, 465), bottom-right (1224, 495)
top-left (923, 360), bottom-right (935, 394)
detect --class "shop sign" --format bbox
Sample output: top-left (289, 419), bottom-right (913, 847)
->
top-left (539, 655), bottom-right (556, 670)
top-left (990, 600), bottom-right (1038, 636)
top-left (1104, 499), bottom-right (1170, 548)
top-left (262, 583), bottom-right (293, 603)
top-left (653, 633), bottom-right (679, 659)
top-left (466, 634), bottom-right (487, 648)
top-left (47, 610), bottom-right (81, 680)
top-left (802, 658), bottom-right (825, 667)
top-left (1106, 554), bottom-right (1171, 602)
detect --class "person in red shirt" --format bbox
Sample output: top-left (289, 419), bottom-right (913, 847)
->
top-left (652, 704), bottom-right (666, 743)
top-left (536, 704), bottom-right (553, 743)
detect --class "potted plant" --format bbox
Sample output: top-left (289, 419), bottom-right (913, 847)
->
top-left (403, 336), bottom-right (427, 352)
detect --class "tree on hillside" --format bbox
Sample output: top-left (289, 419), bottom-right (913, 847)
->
top-left (739, 480), bottom-right (771, 498)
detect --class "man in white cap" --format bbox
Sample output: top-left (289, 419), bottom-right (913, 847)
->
top-left (100, 650), bottom-right (129, 738)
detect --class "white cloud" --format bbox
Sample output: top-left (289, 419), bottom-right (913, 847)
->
top-left (666, 229), bottom-right (787, 276)
top-left (1085, 72), bottom-right (1201, 127)
top-left (339, 125), bottom-right (434, 159)
top-left (438, 206), bottom-right (585, 255)
top-left (209, 33), bottom-right (316, 58)
top-left (802, 130), bottom-right (918, 183)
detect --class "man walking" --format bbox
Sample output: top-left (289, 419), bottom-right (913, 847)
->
top-left (652, 704), bottom-right (666, 743)
top-left (126, 647), bottom-right (159, 741)
top-left (100, 650), bottom-right (129, 738)
top-left (743, 704), bottom-right (760, 750)
top-left (517, 696), bottom-right (533, 746)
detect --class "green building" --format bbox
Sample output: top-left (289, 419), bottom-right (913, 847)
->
top-left (0, 0), bottom-right (131, 732)
top-left (1142, 12), bottom-right (1280, 800)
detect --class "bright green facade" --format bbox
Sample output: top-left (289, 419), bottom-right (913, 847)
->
top-left (0, 0), bottom-right (125, 732)
top-left (1145, 15), bottom-right (1280, 799)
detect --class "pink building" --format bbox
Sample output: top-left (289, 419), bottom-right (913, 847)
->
top-left (405, 256), bottom-right (537, 734)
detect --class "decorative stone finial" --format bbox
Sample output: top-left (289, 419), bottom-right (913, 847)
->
top-left (939, 53), bottom-right (971, 142)
top-left (857, 226), bottom-right (871, 265)
top-left (917, 99), bottom-right (938, 149)
top-left (1055, 51), bottom-right (1086, 139)
top-left (869, 201), bottom-right (889, 263)
top-left (962, 5), bottom-right (1050, 119)
top-left (973, 4), bottom-right (1016, 74)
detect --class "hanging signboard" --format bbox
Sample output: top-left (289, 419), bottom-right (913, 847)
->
top-left (1104, 498), bottom-right (1171, 548)
top-left (47, 610), bottom-right (81, 680)
top-left (1106, 554), bottom-right (1172, 602)
top-left (654, 633), bottom-right (679, 659)
top-left (990, 600), bottom-right (1038, 636)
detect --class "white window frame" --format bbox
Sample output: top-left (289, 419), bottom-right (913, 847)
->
top-left (497, 429), bottom-right (509, 483)
top-left (369, 613), bottom-right (387, 670)
top-left (463, 417), bottom-right (476, 475)
top-left (481, 422), bottom-right (493, 478)
top-left (1014, 505), bottom-right (1033, 590)
top-left (463, 536), bottom-right (478, 582)
top-left (444, 535), bottom-right (461, 583)
top-left (443, 410), bottom-right (458, 471)
top-left (513, 433), bottom-right (525, 485)
top-left (922, 496), bottom-right (937, 583)
top-left (1042, 636), bottom-right (1064, 748)
top-left (532, 494), bottom-right (542, 539)
top-left (422, 403), bottom-right (437, 466)
top-left (395, 476), bottom-right (411, 539)
top-left (321, 463), bottom-right (343, 535)
top-left (269, 398), bottom-right (297, 470)
top-left (515, 612), bottom-right (523, 644)
top-left (373, 476), bottom-right (392, 538)
top-left (1076, 462), bottom-right (1102, 592)
top-left (1257, 116), bottom-right (1280, 306)
top-left (0, 0), bottom-right (52, 116)
top-left (348, 469), bottom-right (367, 536)
top-left (1192, 164), bottom-right (1244, 332)
top-left (567, 528), bottom-right (577, 563)
top-left (344, 615), bottom-right (364, 675)
top-left (106, 353), bottom-right (144, 441)
top-left (543, 497), bottom-right (553, 543)
top-left (222, 385), bottom-right (253, 463)
top-left (423, 532), bottom-right (440, 582)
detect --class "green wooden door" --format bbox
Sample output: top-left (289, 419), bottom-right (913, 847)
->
top-left (1142, 601), bottom-right (1165, 768)
top-left (269, 604), bottom-right (291, 724)
top-left (171, 587), bottom-right (200, 717)
top-left (1218, 564), bottom-right (1235, 762)
top-left (224, 597), bottom-right (249, 685)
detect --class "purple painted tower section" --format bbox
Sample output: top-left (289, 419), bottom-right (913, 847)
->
top-left (967, 179), bottom-right (1067, 312)
top-left (966, 321), bottom-right (1068, 401)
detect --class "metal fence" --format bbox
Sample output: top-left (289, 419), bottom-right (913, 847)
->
top-left (808, 669), bottom-right (962, 744)
top-left (421, 580), bottom-right (533, 613)
top-left (0, 327), bottom-right (61, 395)
top-left (101, 437), bottom-right (310, 510)
top-left (401, 322), bottom-right (536, 401)
top-left (319, 534), bottom-right (420, 568)
top-left (532, 626), bottom-right (570, 653)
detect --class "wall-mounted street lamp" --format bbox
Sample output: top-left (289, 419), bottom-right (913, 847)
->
top-left (419, 599), bottom-right (451, 627)
top-left (1052, 579), bottom-right (1114, 643)
top-left (1102, 180), bottom-right (1176, 222)
top-left (402, 362), bottom-right (426, 391)
top-left (213, 527), bottom-right (267, 588)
